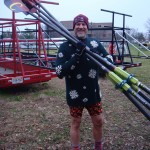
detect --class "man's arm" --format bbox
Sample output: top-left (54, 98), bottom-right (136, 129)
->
top-left (55, 43), bottom-right (80, 79)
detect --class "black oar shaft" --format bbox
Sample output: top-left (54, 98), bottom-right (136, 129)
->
top-left (30, 0), bottom-right (78, 44)
top-left (86, 53), bottom-right (150, 120)
top-left (35, 0), bottom-right (77, 40)
top-left (123, 91), bottom-right (150, 121)
top-left (4, 0), bottom-right (150, 120)
top-left (139, 84), bottom-right (150, 95)
top-left (127, 88), bottom-right (150, 110)
top-left (28, 12), bottom-right (76, 44)
top-left (85, 47), bottom-right (150, 95)
top-left (130, 84), bottom-right (150, 104)
top-left (138, 90), bottom-right (150, 103)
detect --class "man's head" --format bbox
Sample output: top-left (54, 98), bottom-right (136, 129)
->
top-left (73, 14), bottom-right (89, 39)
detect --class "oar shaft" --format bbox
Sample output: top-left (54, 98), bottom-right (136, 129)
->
top-left (86, 52), bottom-right (150, 111)
top-left (4, 0), bottom-right (150, 120)
top-left (28, 12), bottom-right (76, 44)
top-left (138, 91), bottom-right (150, 103)
top-left (139, 83), bottom-right (150, 95)
top-left (30, 0), bottom-right (78, 43)
top-left (123, 91), bottom-right (150, 121)
top-left (127, 88), bottom-right (150, 110)
top-left (131, 84), bottom-right (150, 103)
top-left (85, 47), bottom-right (150, 95)
top-left (36, 1), bottom-right (75, 36)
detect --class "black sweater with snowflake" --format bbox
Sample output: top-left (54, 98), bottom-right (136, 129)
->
top-left (55, 37), bottom-right (112, 107)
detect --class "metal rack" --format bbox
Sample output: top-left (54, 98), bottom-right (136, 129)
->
top-left (0, 1), bottom-right (59, 88)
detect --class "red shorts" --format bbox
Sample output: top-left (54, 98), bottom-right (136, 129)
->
top-left (69, 102), bottom-right (102, 118)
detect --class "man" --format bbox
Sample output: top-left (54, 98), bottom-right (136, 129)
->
top-left (55, 14), bottom-right (113, 150)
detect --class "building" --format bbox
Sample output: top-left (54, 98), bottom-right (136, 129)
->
top-left (45, 21), bottom-right (112, 41)
top-left (61, 21), bottom-right (112, 41)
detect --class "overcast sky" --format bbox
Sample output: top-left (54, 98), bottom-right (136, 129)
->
top-left (0, 0), bottom-right (150, 33)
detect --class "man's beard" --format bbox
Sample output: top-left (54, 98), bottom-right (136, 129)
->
top-left (76, 32), bottom-right (86, 39)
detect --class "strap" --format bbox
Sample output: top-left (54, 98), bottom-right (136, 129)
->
top-left (126, 74), bottom-right (134, 83)
top-left (116, 74), bottom-right (134, 89)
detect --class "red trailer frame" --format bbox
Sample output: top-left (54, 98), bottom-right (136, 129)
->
top-left (0, 1), bottom-right (59, 88)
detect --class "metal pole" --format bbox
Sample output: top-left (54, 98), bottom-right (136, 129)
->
top-left (125, 31), bottom-right (150, 52)
top-left (116, 32), bottom-right (148, 57)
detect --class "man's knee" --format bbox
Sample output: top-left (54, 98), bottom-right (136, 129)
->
top-left (92, 115), bottom-right (103, 127)
top-left (71, 117), bottom-right (82, 129)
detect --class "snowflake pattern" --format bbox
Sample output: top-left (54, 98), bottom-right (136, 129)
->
top-left (83, 86), bottom-right (87, 89)
top-left (56, 39), bottom-right (103, 104)
top-left (88, 69), bottom-right (97, 79)
top-left (71, 65), bottom-right (75, 70)
top-left (56, 65), bottom-right (62, 75)
top-left (71, 54), bottom-right (75, 57)
top-left (69, 90), bottom-right (79, 99)
top-left (76, 74), bottom-right (82, 79)
top-left (83, 98), bottom-right (88, 103)
top-left (58, 52), bottom-right (64, 58)
top-left (90, 40), bottom-right (98, 48)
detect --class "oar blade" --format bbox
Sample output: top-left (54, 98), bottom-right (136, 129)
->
top-left (4, 0), bottom-right (37, 14)
top-left (4, 0), bottom-right (29, 13)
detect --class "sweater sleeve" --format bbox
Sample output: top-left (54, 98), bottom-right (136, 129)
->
top-left (55, 43), bottom-right (79, 79)
top-left (98, 42), bottom-right (113, 63)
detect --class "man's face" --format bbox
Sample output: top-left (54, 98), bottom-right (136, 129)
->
top-left (74, 22), bottom-right (88, 39)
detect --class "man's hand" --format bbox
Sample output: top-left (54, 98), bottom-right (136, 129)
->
top-left (76, 41), bottom-right (86, 57)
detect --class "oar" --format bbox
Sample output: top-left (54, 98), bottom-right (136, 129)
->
top-left (86, 53), bottom-right (150, 110)
top-left (4, 0), bottom-right (150, 120)
top-left (86, 53), bottom-right (150, 120)
top-left (85, 50), bottom-right (150, 104)
top-left (5, 0), bottom-right (150, 106)
top-left (130, 84), bottom-right (150, 103)
top-left (4, 0), bottom-right (150, 103)
top-left (4, 0), bottom-right (33, 14)
top-left (85, 49), bottom-right (150, 95)
top-left (123, 90), bottom-right (150, 121)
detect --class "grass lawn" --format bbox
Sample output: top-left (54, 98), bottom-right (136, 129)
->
top-left (0, 54), bottom-right (149, 149)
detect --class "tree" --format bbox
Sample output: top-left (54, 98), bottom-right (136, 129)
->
top-left (145, 18), bottom-right (150, 41)
top-left (126, 28), bottom-right (145, 42)
top-left (145, 18), bottom-right (150, 32)
top-left (136, 32), bottom-right (145, 42)
top-left (1, 30), bottom-right (12, 38)
top-left (18, 28), bottom-right (36, 39)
